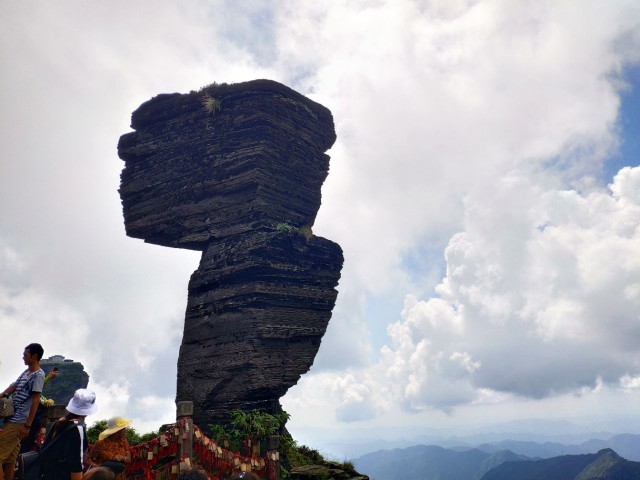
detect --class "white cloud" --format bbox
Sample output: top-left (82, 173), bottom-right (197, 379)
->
top-left (283, 0), bottom-right (640, 371)
top-left (3, 0), bottom-right (640, 440)
top-left (281, 0), bottom-right (640, 426)
top-left (329, 166), bottom-right (640, 419)
top-left (332, 374), bottom-right (382, 423)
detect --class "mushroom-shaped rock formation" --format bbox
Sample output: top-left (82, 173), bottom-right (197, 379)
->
top-left (118, 79), bottom-right (343, 428)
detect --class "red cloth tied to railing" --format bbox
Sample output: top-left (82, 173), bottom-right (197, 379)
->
top-left (119, 418), bottom-right (277, 480)
top-left (191, 423), bottom-right (267, 479)
top-left (125, 422), bottom-right (180, 479)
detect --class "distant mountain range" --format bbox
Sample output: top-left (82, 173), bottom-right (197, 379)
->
top-left (353, 437), bottom-right (640, 480)
top-left (353, 445), bottom-right (528, 480)
top-left (310, 417), bottom-right (640, 460)
top-left (475, 433), bottom-right (640, 462)
top-left (482, 448), bottom-right (640, 480)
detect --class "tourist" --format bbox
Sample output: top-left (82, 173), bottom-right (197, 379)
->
top-left (0, 343), bottom-right (45, 480)
top-left (87, 417), bottom-right (131, 479)
top-left (39, 388), bottom-right (97, 480)
top-left (19, 366), bottom-right (59, 454)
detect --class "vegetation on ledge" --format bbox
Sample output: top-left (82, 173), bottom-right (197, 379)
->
top-left (282, 439), bottom-right (368, 480)
top-left (209, 410), bottom-right (368, 480)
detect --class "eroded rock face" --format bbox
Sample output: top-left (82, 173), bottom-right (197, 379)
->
top-left (182, 231), bottom-right (343, 423)
top-left (118, 79), bottom-right (336, 250)
top-left (40, 356), bottom-right (90, 405)
top-left (118, 79), bottom-right (343, 427)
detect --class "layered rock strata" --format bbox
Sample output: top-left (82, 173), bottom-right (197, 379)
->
top-left (118, 79), bottom-right (343, 427)
top-left (40, 355), bottom-right (90, 405)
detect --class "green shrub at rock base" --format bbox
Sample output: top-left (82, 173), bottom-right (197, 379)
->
top-left (209, 409), bottom-right (290, 456)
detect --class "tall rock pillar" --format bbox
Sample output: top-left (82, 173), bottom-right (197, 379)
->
top-left (117, 79), bottom-right (343, 428)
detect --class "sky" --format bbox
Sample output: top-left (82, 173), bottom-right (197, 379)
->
top-left (1, 0), bottom-right (640, 460)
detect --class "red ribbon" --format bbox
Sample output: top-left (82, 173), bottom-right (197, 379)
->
top-left (114, 419), bottom-right (277, 479)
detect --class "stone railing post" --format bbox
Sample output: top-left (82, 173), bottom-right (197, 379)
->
top-left (266, 435), bottom-right (280, 480)
top-left (45, 404), bottom-right (67, 428)
top-left (176, 401), bottom-right (194, 471)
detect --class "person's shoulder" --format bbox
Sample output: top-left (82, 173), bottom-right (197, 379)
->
top-left (62, 420), bottom-right (85, 440)
top-left (31, 369), bottom-right (46, 391)
top-left (24, 368), bottom-right (43, 379)
top-left (68, 419), bottom-right (85, 430)
top-left (57, 418), bottom-right (82, 432)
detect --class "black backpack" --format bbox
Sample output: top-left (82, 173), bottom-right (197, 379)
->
top-left (15, 420), bottom-right (84, 480)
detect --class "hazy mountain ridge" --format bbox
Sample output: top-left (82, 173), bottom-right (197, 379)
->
top-left (353, 437), bottom-right (640, 480)
top-left (353, 445), bottom-right (528, 480)
top-left (312, 419), bottom-right (640, 460)
top-left (328, 431), bottom-right (640, 462)
top-left (481, 448), bottom-right (640, 480)
top-left (475, 433), bottom-right (640, 461)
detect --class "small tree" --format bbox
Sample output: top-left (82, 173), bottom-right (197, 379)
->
top-left (210, 409), bottom-right (290, 456)
top-left (86, 420), bottom-right (108, 444)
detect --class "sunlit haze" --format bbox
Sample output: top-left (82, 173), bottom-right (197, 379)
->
top-left (1, 0), bottom-right (640, 460)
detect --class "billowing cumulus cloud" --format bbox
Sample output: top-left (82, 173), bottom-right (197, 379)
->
top-left (278, 0), bottom-right (640, 427)
top-left (283, 0), bottom-right (640, 372)
top-left (329, 166), bottom-right (640, 419)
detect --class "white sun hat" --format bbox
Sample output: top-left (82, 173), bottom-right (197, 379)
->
top-left (66, 388), bottom-right (97, 416)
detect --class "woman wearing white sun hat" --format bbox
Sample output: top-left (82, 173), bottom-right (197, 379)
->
top-left (39, 388), bottom-right (97, 480)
